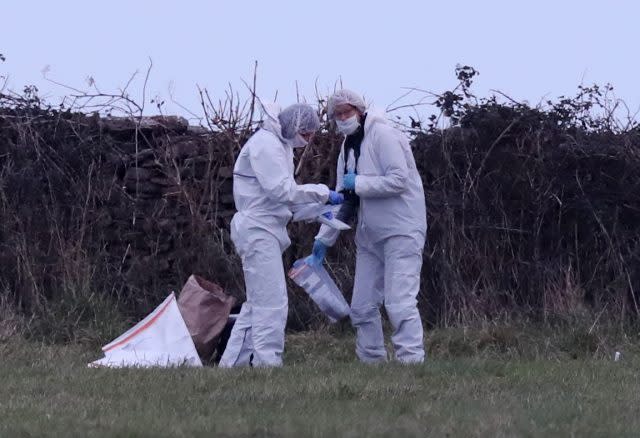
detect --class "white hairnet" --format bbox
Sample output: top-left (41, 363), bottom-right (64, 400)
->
top-left (327, 89), bottom-right (367, 120)
top-left (278, 103), bottom-right (320, 139)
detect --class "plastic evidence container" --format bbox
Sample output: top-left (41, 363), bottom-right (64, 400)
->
top-left (288, 259), bottom-right (350, 322)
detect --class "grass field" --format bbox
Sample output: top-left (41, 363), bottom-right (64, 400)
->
top-left (1, 327), bottom-right (639, 437)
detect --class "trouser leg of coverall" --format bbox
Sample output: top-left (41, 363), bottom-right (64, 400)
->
top-left (219, 230), bottom-right (288, 368)
top-left (383, 235), bottom-right (425, 363)
top-left (219, 303), bottom-right (254, 367)
top-left (350, 244), bottom-right (387, 363)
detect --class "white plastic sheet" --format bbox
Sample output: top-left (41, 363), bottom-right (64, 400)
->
top-left (89, 293), bottom-right (202, 368)
top-left (291, 203), bottom-right (351, 230)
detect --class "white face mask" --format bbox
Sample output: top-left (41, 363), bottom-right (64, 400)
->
top-left (288, 133), bottom-right (308, 149)
top-left (335, 115), bottom-right (360, 135)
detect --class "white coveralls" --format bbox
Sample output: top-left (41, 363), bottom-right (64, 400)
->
top-left (219, 106), bottom-right (329, 368)
top-left (317, 112), bottom-right (427, 364)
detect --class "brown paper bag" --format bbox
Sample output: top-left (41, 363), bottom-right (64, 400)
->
top-left (177, 275), bottom-right (236, 361)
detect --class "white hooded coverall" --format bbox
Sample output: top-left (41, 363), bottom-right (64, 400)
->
top-left (219, 106), bottom-right (329, 368)
top-left (316, 111), bottom-right (427, 364)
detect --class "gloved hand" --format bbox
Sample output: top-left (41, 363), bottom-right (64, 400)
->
top-left (343, 173), bottom-right (357, 191)
top-left (305, 240), bottom-right (327, 267)
top-left (328, 190), bottom-right (344, 205)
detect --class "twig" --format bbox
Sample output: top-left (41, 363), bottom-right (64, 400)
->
top-left (489, 89), bottom-right (525, 106)
top-left (588, 302), bottom-right (608, 334)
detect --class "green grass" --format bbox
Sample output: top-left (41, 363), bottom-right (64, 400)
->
top-left (1, 328), bottom-right (639, 437)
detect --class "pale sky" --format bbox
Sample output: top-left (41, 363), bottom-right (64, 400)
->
top-left (2, 0), bottom-right (639, 124)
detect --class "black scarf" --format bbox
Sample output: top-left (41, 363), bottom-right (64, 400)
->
top-left (336, 113), bottom-right (366, 224)
top-left (343, 113), bottom-right (366, 175)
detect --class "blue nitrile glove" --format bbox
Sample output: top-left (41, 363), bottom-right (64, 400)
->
top-left (305, 240), bottom-right (327, 267)
top-left (322, 211), bottom-right (334, 220)
top-left (328, 190), bottom-right (344, 205)
top-left (343, 173), bottom-right (356, 191)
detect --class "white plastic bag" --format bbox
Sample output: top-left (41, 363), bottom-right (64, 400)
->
top-left (288, 259), bottom-right (350, 322)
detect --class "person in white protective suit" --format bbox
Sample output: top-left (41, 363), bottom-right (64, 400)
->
top-left (306, 89), bottom-right (427, 364)
top-left (219, 103), bottom-right (344, 368)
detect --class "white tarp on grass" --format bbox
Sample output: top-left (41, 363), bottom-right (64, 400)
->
top-left (89, 293), bottom-right (202, 368)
